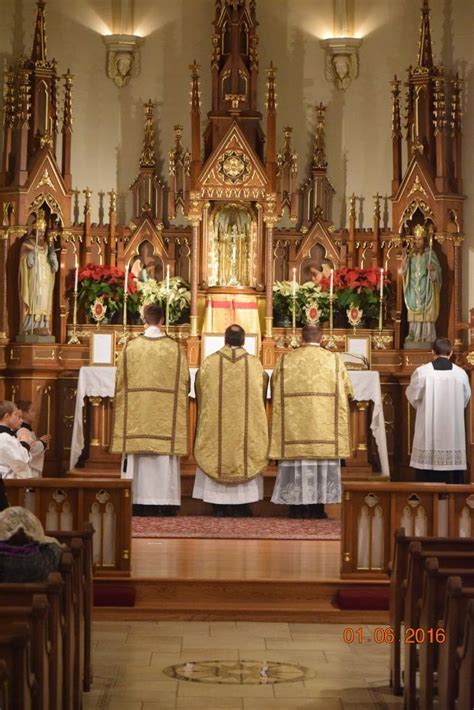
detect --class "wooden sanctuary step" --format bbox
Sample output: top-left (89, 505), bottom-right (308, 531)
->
top-left (93, 576), bottom-right (389, 623)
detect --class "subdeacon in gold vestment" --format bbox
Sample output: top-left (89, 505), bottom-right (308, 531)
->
top-left (194, 345), bottom-right (269, 483)
top-left (269, 345), bottom-right (353, 460)
top-left (111, 335), bottom-right (189, 456)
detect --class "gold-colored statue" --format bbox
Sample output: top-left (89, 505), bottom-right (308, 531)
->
top-left (19, 209), bottom-right (58, 337)
top-left (218, 223), bottom-right (249, 286)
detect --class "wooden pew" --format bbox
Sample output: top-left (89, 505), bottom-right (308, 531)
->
top-left (389, 531), bottom-right (474, 695)
top-left (50, 522), bottom-right (94, 691)
top-left (403, 545), bottom-right (474, 709)
top-left (456, 599), bottom-right (474, 710)
top-left (0, 624), bottom-right (36, 710)
top-left (0, 572), bottom-right (64, 710)
top-left (417, 561), bottom-right (474, 710)
top-left (437, 577), bottom-right (474, 710)
top-left (58, 550), bottom-right (80, 710)
top-left (0, 659), bottom-right (9, 709)
top-left (0, 595), bottom-right (49, 710)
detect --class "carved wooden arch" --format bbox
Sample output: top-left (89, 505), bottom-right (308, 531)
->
top-left (123, 218), bottom-right (168, 264)
top-left (28, 192), bottom-right (64, 225)
top-left (295, 220), bottom-right (341, 283)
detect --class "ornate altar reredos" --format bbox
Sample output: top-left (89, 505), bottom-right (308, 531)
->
top-left (0, 0), bottom-right (471, 479)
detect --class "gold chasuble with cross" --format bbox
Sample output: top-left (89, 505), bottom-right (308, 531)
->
top-left (194, 346), bottom-right (269, 483)
top-left (269, 346), bottom-right (353, 460)
top-left (111, 335), bottom-right (189, 456)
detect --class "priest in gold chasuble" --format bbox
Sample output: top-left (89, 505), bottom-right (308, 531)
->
top-left (193, 325), bottom-right (269, 516)
top-left (111, 304), bottom-right (189, 516)
top-left (269, 324), bottom-right (353, 519)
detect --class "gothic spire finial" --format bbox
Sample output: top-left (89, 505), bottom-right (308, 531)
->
top-left (139, 100), bottom-right (156, 168)
top-left (189, 60), bottom-right (201, 111)
top-left (265, 61), bottom-right (277, 111)
top-left (417, 0), bottom-right (434, 69)
top-left (312, 102), bottom-right (327, 170)
top-left (32, 0), bottom-right (47, 63)
top-left (62, 69), bottom-right (73, 129)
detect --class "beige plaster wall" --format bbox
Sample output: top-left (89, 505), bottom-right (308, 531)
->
top-left (1, 0), bottom-right (473, 317)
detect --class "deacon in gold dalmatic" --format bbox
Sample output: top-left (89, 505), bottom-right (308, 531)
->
top-left (193, 325), bottom-right (269, 511)
top-left (269, 324), bottom-right (353, 518)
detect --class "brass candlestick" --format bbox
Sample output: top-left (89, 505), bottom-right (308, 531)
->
top-left (118, 292), bottom-right (130, 345)
top-left (326, 294), bottom-right (337, 350)
top-left (290, 292), bottom-right (299, 348)
top-left (373, 291), bottom-right (386, 350)
top-left (67, 291), bottom-right (81, 344)
top-left (165, 292), bottom-right (170, 335)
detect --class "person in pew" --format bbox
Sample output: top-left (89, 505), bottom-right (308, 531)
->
top-left (269, 324), bottom-right (353, 519)
top-left (193, 324), bottom-right (269, 517)
top-left (0, 507), bottom-right (62, 582)
top-left (0, 401), bottom-right (33, 479)
top-left (111, 303), bottom-right (189, 517)
top-left (406, 336), bottom-right (471, 483)
top-left (0, 479), bottom-right (8, 511)
top-left (16, 400), bottom-right (51, 477)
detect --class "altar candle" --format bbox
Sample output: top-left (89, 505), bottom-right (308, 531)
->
top-left (329, 268), bottom-right (334, 298)
top-left (74, 255), bottom-right (79, 293)
top-left (379, 267), bottom-right (384, 299)
top-left (124, 260), bottom-right (129, 296)
top-left (291, 268), bottom-right (296, 296)
top-left (166, 264), bottom-right (170, 292)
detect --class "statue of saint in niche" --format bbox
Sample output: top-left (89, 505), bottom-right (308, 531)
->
top-left (19, 209), bottom-right (58, 336)
top-left (213, 206), bottom-right (251, 287)
top-left (402, 223), bottom-right (442, 344)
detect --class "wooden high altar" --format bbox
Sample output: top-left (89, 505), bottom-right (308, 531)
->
top-left (0, 0), bottom-right (472, 483)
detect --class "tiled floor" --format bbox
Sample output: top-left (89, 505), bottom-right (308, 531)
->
top-left (85, 621), bottom-right (404, 709)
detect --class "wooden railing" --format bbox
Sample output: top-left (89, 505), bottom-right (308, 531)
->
top-left (341, 482), bottom-right (474, 578)
top-left (5, 478), bottom-right (132, 577)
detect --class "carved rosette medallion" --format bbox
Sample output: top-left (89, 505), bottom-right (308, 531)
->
top-left (217, 150), bottom-right (250, 184)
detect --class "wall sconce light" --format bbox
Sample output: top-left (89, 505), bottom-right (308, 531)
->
top-left (103, 34), bottom-right (143, 88)
top-left (320, 37), bottom-right (362, 90)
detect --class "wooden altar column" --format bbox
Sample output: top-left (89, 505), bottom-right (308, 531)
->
top-left (262, 219), bottom-right (276, 367)
top-left (186, 219), bottom-right (201, 367)
top-left (84, 396), bottom-right (120, 470)
top-left (0, 229), bottom-right (8, 342)
top-left (345, 400), bottom-right (373, 475)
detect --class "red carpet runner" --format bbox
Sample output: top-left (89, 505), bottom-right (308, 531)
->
top-left (132, 516), bottom-right (341, 540)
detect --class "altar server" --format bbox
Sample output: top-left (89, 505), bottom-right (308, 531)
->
top-left (0, 401), bottom-right (33, 479)
top-left (269, 324), bottom-right (353, 518)
top-left (406, 337), bottom-right (470, 483)
top-left (111, 304), bottom-right (189, 516)
top-left (193, 324), bottom-right (269, 516)
top-left (16, 400), bottom-right (50, 477)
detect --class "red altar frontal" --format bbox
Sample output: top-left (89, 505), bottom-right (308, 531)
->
top-left (0, 1), bottom-right (472, 483)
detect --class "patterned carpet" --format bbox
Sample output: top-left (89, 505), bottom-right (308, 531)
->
top-left (132, 516), bottom-right (341, 540)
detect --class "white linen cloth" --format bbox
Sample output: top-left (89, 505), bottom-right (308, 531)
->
top-left (193, 467), bottom-right (264, 504)
top-left (271, 460), bottom-right (341, 505)
top-left (406, 362), bottom-right (471, 470)
top-left (70, 365), bottom-right (116, 469)
top-left (0, 432), bottom-right (33, 479)
top-left (71, 364), bottom-right (389, 476)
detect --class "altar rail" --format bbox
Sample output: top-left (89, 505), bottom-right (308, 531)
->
top-left (341, 483), bottom-right (474, 579)
top-left (5, 478), bottom-right (132, 577)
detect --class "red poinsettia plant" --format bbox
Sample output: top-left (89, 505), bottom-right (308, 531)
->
top-left (67, 263), bottom-right (140, 321)
top-left (320, 267), bottom-right (390, 321)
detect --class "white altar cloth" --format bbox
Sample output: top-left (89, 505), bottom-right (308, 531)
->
top-left (70, 366), bottom-right (116, 470)
top-left (70, 366), bottom-right (390, 476)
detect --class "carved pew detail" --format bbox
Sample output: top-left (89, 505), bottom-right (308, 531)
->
top-left (5, 479), bottom-right (132, 576)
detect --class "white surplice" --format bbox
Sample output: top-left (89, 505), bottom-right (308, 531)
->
top-left (406, 362), bottom-right (471, 470)
top-left (120, 325), bottom-right (181, 505)
top-left (193, 468), bottom-right (264, 505)
top-left (271, 460), bottom-right (341, 505)
top-left (0, 432), bottom-right (32, 479)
